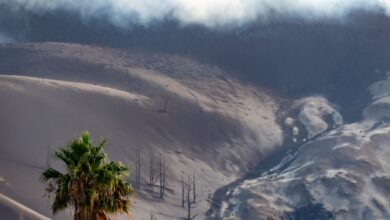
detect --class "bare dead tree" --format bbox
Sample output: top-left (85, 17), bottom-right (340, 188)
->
top-left (159, 154), bottom-right (164, 199)
top-left (149, 148), bottom-right (158, 190)
top-left (159, 155), bottom-right (163, 199)
top-left (158, 154), bottom-right (168, 199)
top-left (158, 97), bottom-right (168, 113)
top-left (163, 98), bottom-right (168, 113)
top-left (181, 175), bottom-right (185, 208)
top-left (184, 176), bottom-right (198, 220)
top-left (163, 158), bottom-right (167, 196)
top-left (192, 172), bottom-right (197, 204)
top-left (135, 145), bottom-right (141, 189)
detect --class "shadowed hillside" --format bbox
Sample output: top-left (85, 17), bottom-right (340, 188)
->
top-left (1, 9), bottom-right (390, 120)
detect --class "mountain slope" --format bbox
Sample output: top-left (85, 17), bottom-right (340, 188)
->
top-left (0, 42), bottom-right (283, 219)
top-left (213, 77), bottom-right (390, 220)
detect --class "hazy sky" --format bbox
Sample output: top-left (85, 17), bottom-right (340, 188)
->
top-left (1, 0), bottom-right (390, 28)
top-left (0, 32), bottom-right (13, 43)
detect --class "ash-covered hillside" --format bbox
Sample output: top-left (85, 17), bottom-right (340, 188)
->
top-left (0, 42), bottom-right (283, 220)
top-left (1, 7), bottom-right (390, 120)
top-left (1, 2), bottom-right (390, 220)
top-left (212, 76), bottom-right (390, 220)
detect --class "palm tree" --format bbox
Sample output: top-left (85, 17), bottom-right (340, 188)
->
top-left (41, 131), bottom-right (134, 220)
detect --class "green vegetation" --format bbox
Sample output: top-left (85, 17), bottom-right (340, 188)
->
top-left (41, 131), bottom-right (134, 220)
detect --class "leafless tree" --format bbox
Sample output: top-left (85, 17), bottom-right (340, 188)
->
top-left (149, 148), bottom-right (158, 191)
top-left (135, 145), bottom-right (141, 189)
top-left (181, 175), bottom-right (185, 208)
top-left (159, 155), bottom-right (163, 199)
top-left (192, 172), bottom-right (197, 204)
top-left (184, 175), bottom-right (198, 220)
top-left (158, 154), bottom-right (168, 199)
top-left (158, 97), bottom-right (168, 113)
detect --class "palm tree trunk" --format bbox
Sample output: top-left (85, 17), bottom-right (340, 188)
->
top-left (74, 207), bottom-right (90, 220)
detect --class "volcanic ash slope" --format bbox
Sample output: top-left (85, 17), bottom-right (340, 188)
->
top-left (218, 77), bottom-right (390, 220)
top-left (0, 42), bottom-right (283, 219)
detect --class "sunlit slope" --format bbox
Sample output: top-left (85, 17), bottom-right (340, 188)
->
top-left (0, 43), bottom-right (282, 219)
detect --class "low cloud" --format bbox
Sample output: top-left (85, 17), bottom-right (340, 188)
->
top-left (1, 0), bottom-right (390, 28)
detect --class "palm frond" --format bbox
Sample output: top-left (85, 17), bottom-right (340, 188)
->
top-left (41, 168), bottom-right (63, 181)
top-left (42, 131), bottom-right (134, 218)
